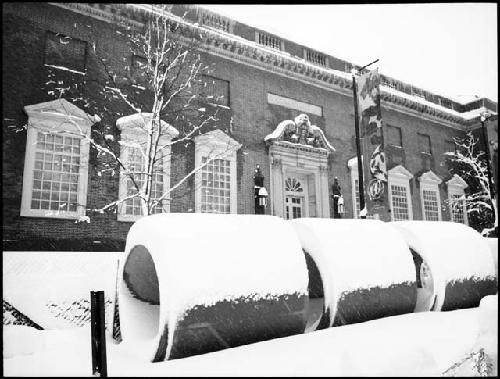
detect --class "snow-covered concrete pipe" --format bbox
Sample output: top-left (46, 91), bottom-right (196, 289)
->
top-left (116, 213), bottom-right (309, 362)
top-left (291, 219), bottom-right (417, 329)
top-left (390, 221), bottom-right (497, 312)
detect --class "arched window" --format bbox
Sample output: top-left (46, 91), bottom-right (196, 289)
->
top-left (21, 99), bottom-right (99, 219)
top-left (388, 165), bottom-right (414, 221)
top-left (418, 170), bottom-right (442, 221)
top-left (446, 174), bottom-right (468, 225)
top-left (194, 130), bottom-right (241, 214)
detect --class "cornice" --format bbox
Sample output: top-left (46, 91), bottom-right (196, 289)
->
top-left (48, 2), bottom-right (495, 130)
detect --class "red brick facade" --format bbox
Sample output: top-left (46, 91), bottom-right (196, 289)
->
top-left (2, 3), bottom-right (497, 250)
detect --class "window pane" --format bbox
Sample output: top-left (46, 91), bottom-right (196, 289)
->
top-left (423, 189), bottom-right (439, 221)
top-left (391, 184), bottom-right (410, 221)
top-left (30, 132), bottom-right (82, 214)
top-left (200, 157), bottom-right (231, 214)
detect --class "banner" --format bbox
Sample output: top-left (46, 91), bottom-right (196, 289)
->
top-left (356, 69), bottom-right (388, 218)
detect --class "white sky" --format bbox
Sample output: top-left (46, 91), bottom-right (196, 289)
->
top-left (200, 3), bottom-right (498, 103)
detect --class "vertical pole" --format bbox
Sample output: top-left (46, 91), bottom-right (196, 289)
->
top-left (91, 291), bottom-right (108, 377)
top-left (352, 75), bottom-right (366, 219)
top-left (481, 118), bottom-right (495, 199)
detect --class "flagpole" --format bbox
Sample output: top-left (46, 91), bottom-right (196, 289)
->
top-left (352, 74), bottom-right (366, 219)
top-left (352, 59), bottom-right (379, 220)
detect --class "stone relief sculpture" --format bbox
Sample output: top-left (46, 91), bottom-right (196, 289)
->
top-left (264, 114), bottom-right (335, 151)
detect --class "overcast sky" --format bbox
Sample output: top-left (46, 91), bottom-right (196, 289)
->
top-left (200, 3), bottom-right (497, 103)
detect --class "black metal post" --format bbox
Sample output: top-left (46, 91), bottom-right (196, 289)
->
top-left (352, 75), bottom-right (366, 219)
top-left (91, 291), bottom-right (108, 377)
top-left (481, 117), bottom-right (495, 200)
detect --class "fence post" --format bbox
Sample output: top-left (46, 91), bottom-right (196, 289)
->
top-left (91, 291), bottom-right (108, 377)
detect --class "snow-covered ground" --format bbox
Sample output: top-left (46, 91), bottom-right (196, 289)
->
top-left (3, 295), bottom-right (497, 376)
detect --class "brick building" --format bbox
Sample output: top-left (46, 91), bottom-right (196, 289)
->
top-left (2, 3), bottom-right (498, 251)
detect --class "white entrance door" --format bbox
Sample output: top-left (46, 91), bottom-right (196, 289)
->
top-left (285, 196), bottom-right (304, 219)
top-left (284, 176), bottom-right (307, 219)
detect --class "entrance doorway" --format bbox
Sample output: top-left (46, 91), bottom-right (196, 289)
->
top-left (284, 176), bottom-right (308, 219)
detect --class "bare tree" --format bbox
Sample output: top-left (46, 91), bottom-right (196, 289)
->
top-left (445, 131), bottom-right (497, 236)
top-left (22, 6), bottom-right (234, 221)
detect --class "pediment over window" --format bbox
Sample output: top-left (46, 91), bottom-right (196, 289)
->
top-left (24, 99), bottom-right (100, 133)
top-left (194, 129), bottom-right (242, 153)
top-left (388, 165), bottom-right (413, 179)
top-left (446, 174), bottom-right (468, 189)
top-left (116, 113), bottom-right (179, 141)
top-left (264, 114), bottom-right (334, 152)
top-left (418, 170), bottom-right (442, 185)
top-left (347, 156), bottom-right (363, 169)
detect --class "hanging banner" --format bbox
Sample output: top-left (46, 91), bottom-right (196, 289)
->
top-left (356, 69), bottom-right (389, 218)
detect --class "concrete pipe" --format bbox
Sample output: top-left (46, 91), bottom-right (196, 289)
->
top-left (115, 213), bottom-right (309, 362)
top-left (390, 221), bottom-right (497, 312)
top-left (291, 219), bottom-right (417, 330)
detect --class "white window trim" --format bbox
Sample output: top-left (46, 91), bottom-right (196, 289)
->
top-left (418, 170), bottom-right (442, 221)
top-left (388, 165), bottom-right (414, 221)
top-left (116, 113), bottom-right (178, 222)
top-left (194, 129), bottom-right (241, 214)
top-left (446, 174), bottom-right (469, 225)
top-left (20, 99), bottom-right (99, 220)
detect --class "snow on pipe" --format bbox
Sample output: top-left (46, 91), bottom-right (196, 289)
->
top-left (116, 213), bottom-right (309, 362)
top-left (389, 221), bottom-right (497, 312)
top-left (291, 219), bottom-right (417, 330)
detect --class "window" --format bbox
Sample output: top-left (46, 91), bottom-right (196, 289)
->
top-left (446, 174), bottom-right (468, 225)
top-left (417, 133), bottom-right (432, 154)
top-left (21, 99), bottom-right (97, 219)
top-left (418, 171), bottom-right (442, 221)
top-left (388, 165), bottom-right (414, 221)
top-left (386, 125), bottom-right (403, 147)
top-left (116, 113), bottom-right (179, 222)
top-left (256, 31), bottom-right (283, 51)
top-left (200, 75), bottom-right (230, 107)
top-left (194, 129), bottom-right (241, 214)
top-left (45, 31), bottom-right (86, 73)
top-left (444, 140), bottom-right (456, 155)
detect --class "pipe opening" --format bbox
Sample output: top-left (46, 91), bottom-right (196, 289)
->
top-left (303, 250), bottom-right (325, 332)
top-left (122, 245), bottom-right (160, 339)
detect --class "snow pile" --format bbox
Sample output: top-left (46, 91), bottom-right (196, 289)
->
top-left (118, 213), bottom-right (308, 361)
top-left (3, 251), bottom-right (120, 331)
top-left (485, 238), bottom-right (498, 278)
top-left (3, 307), bottom-right (488, 376)
top-left (3, 326), bottom-right (46, 359)
top-left (291, 218), bottom-right (416, 328)
top-left (475, 295), bottom-right (498, 361)
top-left (390, 221), bottom-right (497, 312)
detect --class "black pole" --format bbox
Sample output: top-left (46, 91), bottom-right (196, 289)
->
top-left (91, 291), bottom-right (108, 377)
top-left (352, 75), bottom-right (366, 219)
top-left (481, 116), bottom-right (496, 206)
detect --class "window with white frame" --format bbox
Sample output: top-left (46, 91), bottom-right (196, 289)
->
top-left (21, 99), bottom-right (98, 219)
top-left (388, 165), bottom-right (414, 221)
top-left (194, 129), bottom-right (241, 214)
top-left (116, 113), bottom-right (178, 222)
top-left (419, 170), bottom-right (442, 221)
top-left (446, 174), bottom-right (468, 225)
top-left (348, 157), bottom-right (361, 218)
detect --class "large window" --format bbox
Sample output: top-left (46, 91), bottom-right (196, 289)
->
top-left (45, 31), bottom-right (86, 73)
top-left (446, 174), bottom-right (468, 225)
top-left (419, 171), bottom-right (442, 221)
top-left (116, 113), bottom-right (178, 222)
top-left (200, 157), bottom-right (232, 213)
top-left (194, 130), bottom-right (241, 214)
top-left (200, 75), bottom-right (230, 107)
top-left (388, 165), bottom-right (414, 221)
top-left (417, 133), bottom-right (432, 154)
top-left (386, 124), bottom-right (403, 147)
top-left (21, 99), bottom-right (97, 219)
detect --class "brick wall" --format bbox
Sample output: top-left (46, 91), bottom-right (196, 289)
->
top-left (3, 3), bottom-right (476, 250)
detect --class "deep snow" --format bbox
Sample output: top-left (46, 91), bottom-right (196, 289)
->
top-left (3, 296), bottom-right (497, 376)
